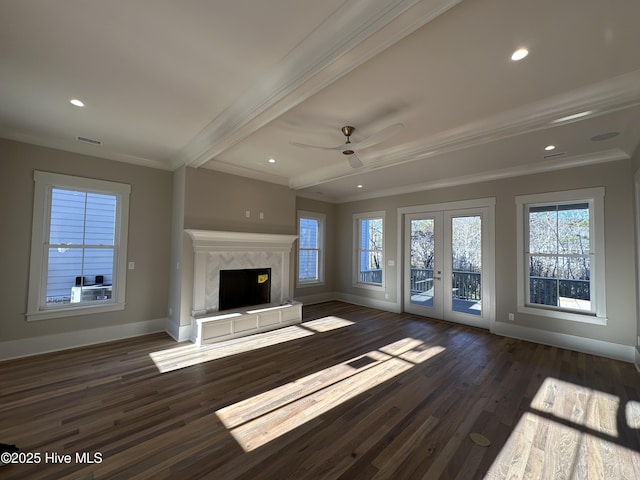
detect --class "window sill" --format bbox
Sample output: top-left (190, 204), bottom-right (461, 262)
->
top-left (26, 302), bottom-right (125, 321)
top-left (353, 282), bottom-right (385, 291)
top-left (517, 305), bottom-right (607, 326)
top-left (296, 281), bottom-right (325, 289)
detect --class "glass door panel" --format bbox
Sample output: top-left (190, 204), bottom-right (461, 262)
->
top-left (409, 218), bottom-right (435, 308)
top-left (450, 215), bottom-right (482, 316)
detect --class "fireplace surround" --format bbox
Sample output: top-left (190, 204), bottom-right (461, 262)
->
top-left (185, 230), bottom-right (301, 344)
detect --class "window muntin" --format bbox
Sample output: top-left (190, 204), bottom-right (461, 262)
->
top-left (516, 188), bottom-right (606, 325)
top-left (355, 213), bottom-right (384, 287)
top-left (297, 211), bottom-right (324, 286)
top-left (27, 171), bottom-right (130, 320)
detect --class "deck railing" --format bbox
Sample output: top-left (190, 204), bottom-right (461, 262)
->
top-left (410, 268), bottom-right (481, 300)
top-left (360, 269), bottom-right (382, 284)
top-left (529, 276), bottom-right (590, 305)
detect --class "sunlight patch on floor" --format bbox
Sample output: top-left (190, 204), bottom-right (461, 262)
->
top-left (216, 337), bottom-right (445, 452)
top-left (485, 377), bottom-right (640, 479)
top-left (149, 315), bottom-right (355, 373)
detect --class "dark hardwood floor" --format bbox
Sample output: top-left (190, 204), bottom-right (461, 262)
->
top-left (1, 301), bottom-right (639, 479)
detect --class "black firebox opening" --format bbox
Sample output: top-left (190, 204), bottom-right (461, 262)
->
top-left (219, 268), bottom-right (271, 311)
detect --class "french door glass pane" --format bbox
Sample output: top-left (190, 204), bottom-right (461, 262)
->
top-left (410, 219), bottom-right (434, 307)
top-left (451, 216), bottom-right (482, 315)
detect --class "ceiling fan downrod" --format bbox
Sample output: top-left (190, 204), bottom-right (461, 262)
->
top-left (341, 126), bottom-right (355, 155)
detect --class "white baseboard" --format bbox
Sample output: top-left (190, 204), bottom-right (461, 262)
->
top-left (492, 321), bottom-right (635, 363)
top-left (336, 292), bottom-right (401, 313)
top-left (0, 318), bottom-right (167, 361)
top-left (294, 291), bottom-right (338, 305)
top-left (165, 318), bottom-right (193, 342)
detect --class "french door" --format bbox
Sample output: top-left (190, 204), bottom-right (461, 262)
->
top-left (403, 205), bottom-right (492, 329)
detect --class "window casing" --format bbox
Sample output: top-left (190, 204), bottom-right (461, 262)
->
top-left (27, 171), bottom-right (130, 321)
top-left (516, 188), bottom-right (606, 324)
top-left (354, 211), bottom-right (385, 289)
top-left (297, 211), bottom-right (325, 286)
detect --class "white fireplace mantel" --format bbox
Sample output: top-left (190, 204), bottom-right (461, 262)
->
top-left (185, 230), bottom-right (298, 316)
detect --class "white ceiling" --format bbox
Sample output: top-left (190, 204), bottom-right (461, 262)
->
top-left (2, 0), bottom-right (639, 203)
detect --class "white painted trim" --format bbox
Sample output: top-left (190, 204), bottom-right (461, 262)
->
top-left (294, 292), bottom-right (338, 305)
top-left (635, 348), bottom-right (640, 373)
top-left (0, 318), bottom-right (167, 361)
top-left (515, 187), bottom-right (607, 324)
top-left (165, 319), bottom-right (193, 343)
top-left (297, 210), bottom-right (326, 287)
top-left (396, 198), bottom-right (496, 329)
top-left (26, 171), bottom-right (131, 321)
top-left (336, 292), bottom-right (402, 314)
top-left (307, 149), bottom-right (628, 203)
top-left (492, 321), bottom-right (635, 364)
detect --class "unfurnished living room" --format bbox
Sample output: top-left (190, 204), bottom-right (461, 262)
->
top-left (1, 1), bottom-right (639, 479)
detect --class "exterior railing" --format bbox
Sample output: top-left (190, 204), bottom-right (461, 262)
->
top-left (410, 268), bottom-right (481, 300)
top-left (360, 269), bottom-right (382, 284)
top-left (529, 276), bottom-right (590, 305)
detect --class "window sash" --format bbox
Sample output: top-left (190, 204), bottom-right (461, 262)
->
top-left (515, 188), bottom-right (605, 325)
top-left (297, 212), bottom-right (325, 286)
top-left (27, 171), bottom-right (130, 321)
top-left (354, 213), bottom-right (384, 288)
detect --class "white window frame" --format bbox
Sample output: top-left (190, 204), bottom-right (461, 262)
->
top-left (516, 187), bottom-right (606, 325)
top-left (353, 211), bottom-right (385, 290)
top-left (296, 210), bottom-right (325, 287)
top-left (26, 171), bottom-right (131, 321)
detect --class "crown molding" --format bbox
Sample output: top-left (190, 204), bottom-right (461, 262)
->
top-left (335, 149), bottom-right (629, 203)
top-left (170, 0), bottom-right (463, 171)
top-left (289, 69), bottom-right (640, 190)
top-left (0, 131), bottom-right (172, 170)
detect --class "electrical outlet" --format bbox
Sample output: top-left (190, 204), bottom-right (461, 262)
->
top-left (508, 313), bottom-right (514, 321)
top-left (245, 210), bottom-right (251, 218)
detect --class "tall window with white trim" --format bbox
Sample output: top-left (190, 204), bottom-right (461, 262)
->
top-left (516, 188), bottom-right (606, 324)
top-left (354, 212), bottom-right (384, 288)
top-left (27, 171), bottom-right (130, 320)
top-left (297, 211), bottom-right (325, 286)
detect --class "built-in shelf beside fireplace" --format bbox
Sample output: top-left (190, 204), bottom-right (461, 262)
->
top-left (184, 229), bottom-right (301, 345)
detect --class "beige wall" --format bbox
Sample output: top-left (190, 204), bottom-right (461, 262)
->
top-left (335, 160), bottom-right (637, 347)
top-left (0, 138), bottom-right (172, 344)
top-left (185, 167), bottom-right (296, 234)
top-left (294, 197), bottom-right (337, 301)
top-left (171, 167), bottom-right (298, 329)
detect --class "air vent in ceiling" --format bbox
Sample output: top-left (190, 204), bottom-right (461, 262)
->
top-left (76, 136), bottom-right (102, 146)
top-left (543, 151), bottom-right (567, 159)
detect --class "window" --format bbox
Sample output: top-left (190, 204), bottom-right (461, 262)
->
top-left (297, 211), bottom-right (325, 286)
top-left (516, 188), bottom-right (606, 324)
top-left (27, 171), bottom-right (131, 320)
top-left (354, 211), bottom-right (385, 288)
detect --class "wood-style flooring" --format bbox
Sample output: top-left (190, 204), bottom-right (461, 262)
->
top-left (1, 301), bottom-right (639, 479)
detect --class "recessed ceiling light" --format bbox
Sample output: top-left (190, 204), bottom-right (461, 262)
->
top-left (357, 184), bottom-right (363, 189)
top-left (511, 48), bottom-right (529, 61)
top-left (70, 99), bottom-right (85, 107)
top-left (552, 111), bottom-right (593, 123)
top-left (544, 145), bottom-right (556, 151)
top-left (268, 158), bottom-right (276, 164)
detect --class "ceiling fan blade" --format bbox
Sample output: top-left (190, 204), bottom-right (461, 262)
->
top-left (348, 153), bottom-right (363, 169)
top-left (290, 141), bottom-right (342, 151)
top-left (351, 123), bottom-right (403, 150)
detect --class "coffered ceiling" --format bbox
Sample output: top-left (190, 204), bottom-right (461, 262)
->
top-left (1, 0), bottom-right (639, 202)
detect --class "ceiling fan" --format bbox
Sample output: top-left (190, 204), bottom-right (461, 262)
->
top-left (290, 123), bottom-right (403, 168)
